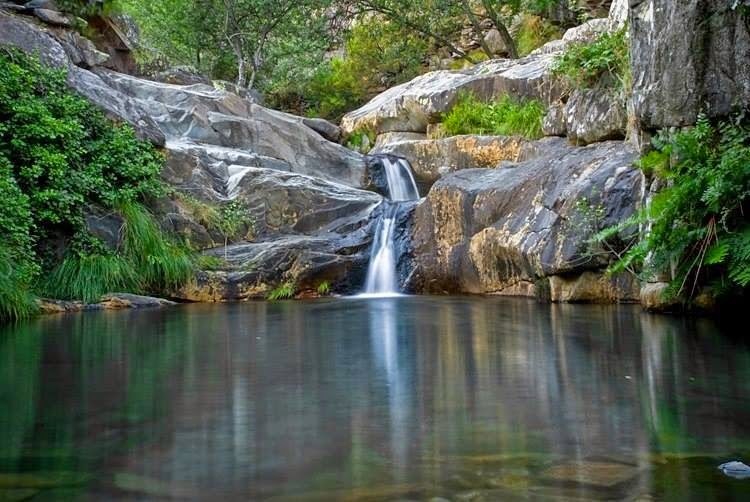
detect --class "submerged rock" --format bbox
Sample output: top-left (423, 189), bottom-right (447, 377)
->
top-left (718, 461), bottom-right (750, 480)
top-left (540, 460), bottom-right (642, 489)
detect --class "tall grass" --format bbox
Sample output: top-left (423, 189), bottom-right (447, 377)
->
top-left (0, 247), bottom-right (38, 321)
top-left (43, 254), bottom-right (139, 303)
top-left (119, 201), bottom-right (194, 292)
top-left (43, 202), bottom-right (194, 303)
top-left (442, 93), bottom-right (545, 139)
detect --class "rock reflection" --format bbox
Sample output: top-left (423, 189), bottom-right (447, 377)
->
top-left (1, 299), bottom-right (750, 500)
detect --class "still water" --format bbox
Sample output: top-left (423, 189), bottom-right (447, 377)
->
top-left (1, 297), bottom-right (750, 500)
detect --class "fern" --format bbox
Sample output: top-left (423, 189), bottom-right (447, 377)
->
top-left (598, 116), bottom-right (750, 304)
top-left (267, 282), bottom-right (296, 300)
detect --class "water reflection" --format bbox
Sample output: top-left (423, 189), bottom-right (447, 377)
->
top-left (1, 298), bottom-right (750, 500)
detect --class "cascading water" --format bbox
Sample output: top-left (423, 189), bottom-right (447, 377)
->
top-left (362, 158), bottom-right (420, 296)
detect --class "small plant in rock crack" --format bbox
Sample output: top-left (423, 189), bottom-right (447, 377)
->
top-left (216, 200), bottom-right (254, 259)
top-left (267, 282), bottom-right (296, 301)
top-left (316, 280), bottom-right (332, 296)
top-left (569, 195), bottom-right (639, 275)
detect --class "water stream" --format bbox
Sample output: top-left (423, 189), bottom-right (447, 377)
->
top-left (362, 158), bottom-right (420, 296)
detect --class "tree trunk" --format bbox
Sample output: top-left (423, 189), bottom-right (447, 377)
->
top-left (480, 0), bottom-right (519, 59)
top-left (461, 1), bottom-right (494, 59)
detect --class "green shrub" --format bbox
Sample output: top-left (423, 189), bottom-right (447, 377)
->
top-left (595, 116), bottom-right (750, 303)
top-left (345, 128), bottom-right (377, 153)
top-left (552, 28), bottom-right (629, 90)
top-left (0, 49), bottom-right (187, 316)
top-left (267, 282), bottom-right (296, 301)
top-left (0, 245), bottom-right (38, 321)
top-left (269, 16), bottom-right (428, 119)
top-left (442, 93), bottom-right (545, 139)
top-left (515, 15), bottom-right (562, 57)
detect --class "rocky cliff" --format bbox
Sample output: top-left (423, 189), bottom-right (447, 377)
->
top-left (2, 0), bottom-right (746, 304)
top-left (0, 4), bottom-right (382, 299)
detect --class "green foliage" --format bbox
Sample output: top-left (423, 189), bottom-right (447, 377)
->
top-left (0, 49), bottom-right (187, 317)
top-left (43, 253), bottom-right (139, 303)
top-left (442, 93), bottom-right (545, 139)
top-left (57, 0), bottom-right (118, 18)
top-left (515, 14), bottom-right (562, 57)
top-left (553, 28), bottom-right (629, 90)
top-left (267, 282), bottom-right (296, 300)
top-left (272, 16), bottom-right (429, 119)
top-left (345, 128), bottom-right (377, 153)
top-left (316, 280), bottom-right (331, 296)
top-left (596, 116), bottom-right (750, 302)
top-left (0, 245), bottom-right (38, 321)
top-left (42, 203), bottom-right (193, 302)
top-left (217, 200), bottom-right (253, 244)
top-left (195, 254), bottom-right (229, 271)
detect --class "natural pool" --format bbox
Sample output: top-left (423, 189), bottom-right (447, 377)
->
top-left (1, 297), bottom-right (750, 500)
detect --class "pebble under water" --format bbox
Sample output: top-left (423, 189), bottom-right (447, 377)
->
top-left (1, 296), bottom-right (750, 500)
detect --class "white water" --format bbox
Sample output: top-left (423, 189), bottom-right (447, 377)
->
top-left (362, 158), bottom-right (420, 296)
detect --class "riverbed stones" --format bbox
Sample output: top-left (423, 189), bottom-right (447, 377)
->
top-left (540, 460), bottom-right (641, 490)
top-left (408, 140), bottom-right (641, 300)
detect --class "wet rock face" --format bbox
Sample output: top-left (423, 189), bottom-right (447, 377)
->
top-left (407, 140), bottom-right (642, 301)
top-left (630, 0), bottom-right (750, 130)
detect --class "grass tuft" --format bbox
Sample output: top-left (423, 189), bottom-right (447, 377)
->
top-left (119, 201), bottom-right (194, 292)
top-left (316, 281), bottom-right (331, 296)
top-left (442, 93), bottom-right (545, 139)
top-left (43, 254), bottom-right (139, 304)
top-left (267, 282), bottom-right (296, 301)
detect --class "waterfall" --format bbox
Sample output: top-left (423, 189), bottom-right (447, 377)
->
top-left (362, 158), bottom-right (419, 296)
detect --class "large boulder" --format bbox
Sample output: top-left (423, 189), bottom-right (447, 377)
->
top-left (372, 135), bottom-right (546, 189)
top-left (341, 53), bottom-right (563, 135)
top-left (630, 0), bottom-right (750, 130)
top-left (98, 71), bottom-right (368, 187)
top-left (564, 88), bottom-right (627, 145)
top-left (407, 140), bottom-right (642, 302)
top-left (0, 11), bottom-right (165, 145)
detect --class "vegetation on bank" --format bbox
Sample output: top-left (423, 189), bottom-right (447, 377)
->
top-left (0, 49), bottom-right (192, 320)
top-left (442, 93), bottom-right (545, 139)
top-left (553, 28), bottom-right (630, 90)
top-left (596, 116), bottom-right (750, 304)
top-left (267, 282), bottom-right (296, 300)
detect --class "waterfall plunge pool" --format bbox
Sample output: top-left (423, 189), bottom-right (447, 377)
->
top-left (2, 297), bottom-right (750, 500)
